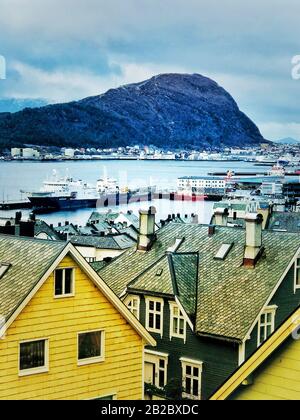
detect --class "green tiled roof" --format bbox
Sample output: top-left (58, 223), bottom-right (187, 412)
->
top-left (127, 252), bottom-right (198, 315)
top-left (98, 223), bottom-right (300, 342)
top-left (0, 235), bottom-right (66, 322)
top-left (171, 253), bottom-right (198, 316)
top-left (129, 255), bottom-right (174, 295)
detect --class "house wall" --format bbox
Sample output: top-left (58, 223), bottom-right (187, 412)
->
top-left (231, 336), bottom-right (300, 400)
top-left (0, 255), bottom-right (144, 400)
top-left (245, 265), bottom-right (300, 360)
top-left (138, 295), bottom-right (238, 400)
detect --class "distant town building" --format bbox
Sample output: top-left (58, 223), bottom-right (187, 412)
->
top-left (178, 176), bottom-right (226, 191)
top-left (11, 148), bottom-right (40, 159)
top-left (64, 148), bottom-right (75, 158)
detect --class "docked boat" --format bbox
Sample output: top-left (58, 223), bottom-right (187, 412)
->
top-left (24, 170), bottom-right (156, 213)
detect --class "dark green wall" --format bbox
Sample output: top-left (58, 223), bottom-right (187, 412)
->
top-left (139, 295), bottom-right (239, 400)
top-left (245, 265), bottom-right (300, 359)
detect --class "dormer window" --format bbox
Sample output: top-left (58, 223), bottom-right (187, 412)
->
top-left (145, 297), bottom-right (164, 336)
top-left (54, 268), bottom-right (74, 297)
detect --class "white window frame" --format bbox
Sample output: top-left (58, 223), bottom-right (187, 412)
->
top-left (144, 350), bottom-right (169, 389)
top-left (294, 257), bottom-right (300, 292)
top-left (124, 295), bottom-right (140, 320)
top-left (169, 302), bottom-right (186, 342)
top-left (19, 338), bottom-right (49, 377)
top-left (86, 257), bottom-right (96, 263)
top-left (54, 267), bottom-right (75, 298)
top-left (145, 296), bottom-right (164, 336)
top-left (181, 357), bottom-right (203, 400)
top-left (257, 306), bottom-right (277, 347)
top-left (77, 330), bottom-right (105, 366)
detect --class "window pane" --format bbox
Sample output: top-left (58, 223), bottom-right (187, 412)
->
top-left (193, 379), bottom-right (199, 396)
top-left (186, 365), bottom-right (192, 376)
top-left (55, 270), bottom-right (63, 295)
top-left (79, 332), bottom-right (102, 360)
top-left (173, 318), bottom-right (178, 334)
top-left (149, 301), bottom-right (154, 311)
top-left (185, 377), bottom-right (191, 394)
top-left (20, 340), bottom-right (45, 370)
top-left (64, 269), bottom-right (73, 294)
top-left (179, 319), bottom-right (185, 335)
top-left (149, 313), bottom-right (154, 328)
top-left (159, 370), bottom-right (165, 388)
top-left (155, 314), bottom-right (161, 329)
top-left (156, 302), bottom-right (161, 311)
top-left (159, 359), bottom-right (165, 369)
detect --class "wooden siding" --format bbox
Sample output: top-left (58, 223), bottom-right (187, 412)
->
top-left (246, 265), bottom-right (300, 360)
top-left (0, 255), bottom-right (143, 400)
top-left (140, 295), bottom-right (238, 400)
top-left (231, 336), bottom-right (300, 400)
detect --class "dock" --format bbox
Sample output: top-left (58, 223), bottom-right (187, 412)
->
top-left (0, 200), bottom-right (32, 210)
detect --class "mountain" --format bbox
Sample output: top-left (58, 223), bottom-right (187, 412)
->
top-left (0, 73), bottom-right (266, 149)
top-left (0, 98), bottom-right (48, 113)
top-left (274, 137), bottom-right (300, 145)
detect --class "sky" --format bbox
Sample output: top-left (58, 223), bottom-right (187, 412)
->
top-left (0, 0), bottom-right (299, 141)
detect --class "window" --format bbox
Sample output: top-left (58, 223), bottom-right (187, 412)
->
top-left (124, 295), bottom-right (140, 319)
top-left (145, 297), bottom-right (164, 336)
top-left (54, 268), bottom-right (74, 297)
top-left (78, 331), bottom-right (104, 365)
top-left (181, 358), bottom-right (203, 400)
top-left (19, 339), bottom-right (48, 376)
top-left (295, 258), bottom-right (300, 291)
top-left (257, 306), bottom-right (277, 346)
top-left (86, 257), bottom-right (96, 263)
top-left (144, 350), bottom-right (168, 389)
top-left (170, 302), bottom-right (186, 341)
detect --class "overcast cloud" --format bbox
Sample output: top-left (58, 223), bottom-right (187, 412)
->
top-left (0, 0), bottom-right (299, 140)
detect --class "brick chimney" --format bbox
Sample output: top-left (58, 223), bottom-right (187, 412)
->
top-left (137, 206), bottom-right (157, 251)
top-left (214, 208), bottom-right (229, 227)
top-left (243, 213), bottom-right (264, 267)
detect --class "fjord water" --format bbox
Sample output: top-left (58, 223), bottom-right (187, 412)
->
top-left (0, 160), bottom-right (270, 226)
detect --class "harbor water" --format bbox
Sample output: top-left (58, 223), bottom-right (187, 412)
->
top-left (0, 160), bottom-right (271, 226)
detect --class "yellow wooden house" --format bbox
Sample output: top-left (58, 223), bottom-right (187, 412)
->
top-left (211, 307), bottom-right (300, 400)
top-left (0, 235), bottom-right (155, 400)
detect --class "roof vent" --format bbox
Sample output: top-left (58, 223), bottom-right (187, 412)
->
top-left (156, 269), bottom-right (163, 277)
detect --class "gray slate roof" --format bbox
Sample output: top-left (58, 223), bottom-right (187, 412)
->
top-left (34, 220), bottom-right (61, 240)
top-left (127, 252), bottom-right (198, 316)
top-left (97, 223), bottom-right (300, 342)
top-left (0, 235), bottom-right (66, 322)
top-left (70, 234), bottom-right (135, 250)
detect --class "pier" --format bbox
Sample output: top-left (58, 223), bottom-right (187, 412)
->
top-left (0, 200), bottom-right (32, 210)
